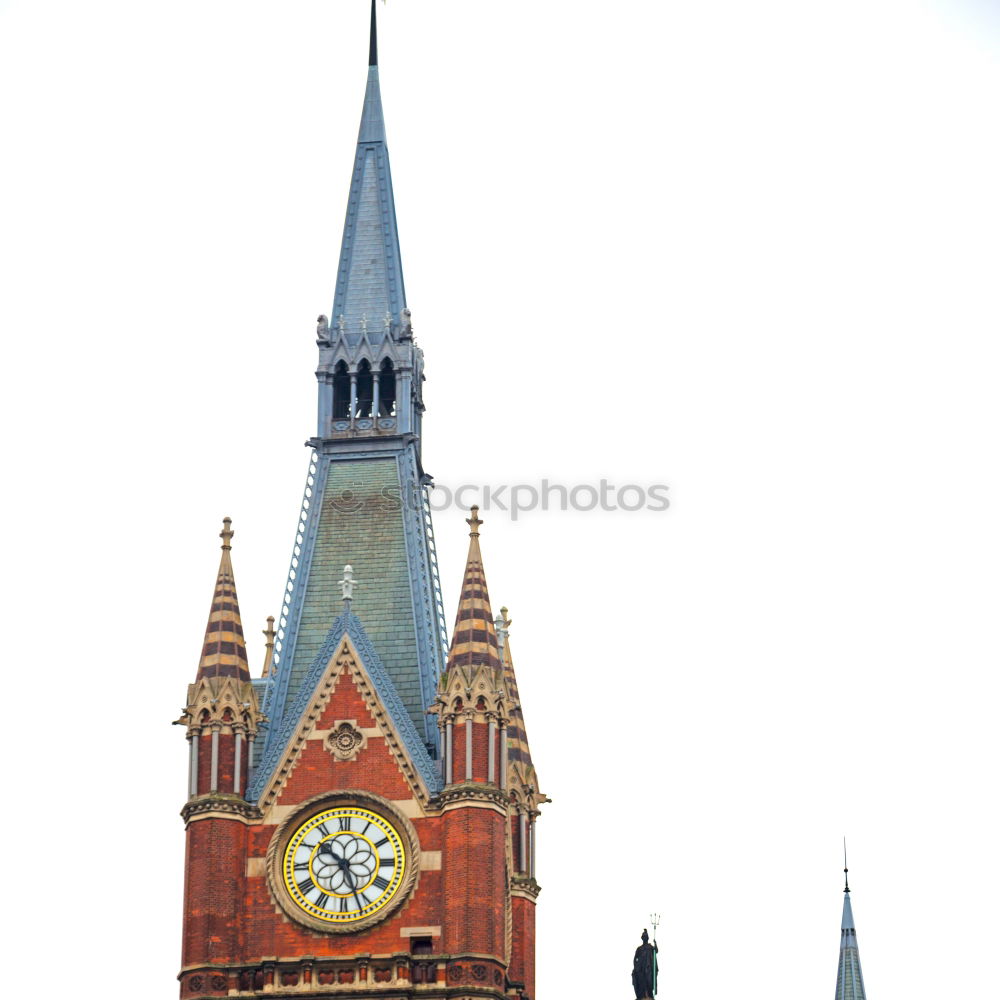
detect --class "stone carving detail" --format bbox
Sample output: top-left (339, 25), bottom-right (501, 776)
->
top-left (472, 964), bottom-right (488, 981)
top-left (188, 975), bottom-right (203, 992)
top-left (325, 720), bottom-right (366, 761)
top-left (373, 967), bottom-right (392, 983)
top-left (448, 964), bottom-right (466, 983)
top-left (210, 975), bottom-right (226, 990)
top-left (317, 969), bottom-right (336, 986)
top-left (280, 971), bottom-right (299, 986)
top-left (413, 962), bottom-right (436, 984)
top-left (338, 969), bottom-right (354, 984)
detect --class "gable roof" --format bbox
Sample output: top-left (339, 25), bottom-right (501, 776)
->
top-left (248, 607), bottom-right (442, 803)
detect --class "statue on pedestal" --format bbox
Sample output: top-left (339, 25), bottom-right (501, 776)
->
top-left (631, 927), bottom-right (658, 999)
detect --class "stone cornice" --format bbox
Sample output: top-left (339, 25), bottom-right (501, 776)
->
top-left (181, 794), bottom-right (262, 825)
top-left (434, 782), bottom-right (509, 813)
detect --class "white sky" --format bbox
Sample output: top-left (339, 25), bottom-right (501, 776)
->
top-left (2, 1), bottom-right (998, 996)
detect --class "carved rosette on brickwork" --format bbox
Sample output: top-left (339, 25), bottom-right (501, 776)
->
top-left (324, 720), bottom-right (367, 761)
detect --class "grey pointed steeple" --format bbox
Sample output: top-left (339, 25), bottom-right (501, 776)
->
top-left (331, 0), bottom-right (406, 340)
top-left (253, 1), bottom-right (448, 798)
top-left (836, 860), bottom-right (868, 1000)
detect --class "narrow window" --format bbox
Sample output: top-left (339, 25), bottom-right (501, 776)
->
top-left (410, 937), bottom-right (433, 955)
top-left (356, 359), bottom-right (373, 418)
top-left (378, 358), bottom-right (396, 416)
top-left (332, 361), bottom-right (349, 419)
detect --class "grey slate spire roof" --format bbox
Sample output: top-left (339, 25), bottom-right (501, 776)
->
top-left (836, 864), bottom-right (868, 1000)
top-left (331, 0), bottom-right (406, 339)
top-left (250, 1), bottom-right (448, 803)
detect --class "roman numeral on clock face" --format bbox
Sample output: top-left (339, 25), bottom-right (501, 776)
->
top-left (339, 897), bottom-right (349, 913)
top-left (373, 837), bottom-right (388, 848)
top-left (297, 877), bottom-right (315, 895)
top-left (373, 875), bottom-right (389, 891)
top-left (379, 856), bottom-right (394, 867)
top-left (315, 892), bottom-right (330, 909)
top-left (338, 816), bottom-right (351, 831)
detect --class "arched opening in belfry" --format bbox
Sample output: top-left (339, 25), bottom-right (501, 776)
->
top-left (356, 359), bottom-right (373, 418)
top-left (332, 360), bottom-right (349, 419)
top-left (378, 358), bottom-right (396, 416)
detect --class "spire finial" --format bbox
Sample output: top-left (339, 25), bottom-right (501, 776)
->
top-left (220, 516), bottom-right (234, 550)
top-left (844, 837), bottom-right (850, 894)
top-left (369, 0), bottom-right (378, 67)
top-left (466, 505), bottom-right (483, 537)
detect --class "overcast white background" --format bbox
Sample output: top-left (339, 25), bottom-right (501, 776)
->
top-left (2, 0), bottom-right (998, 996)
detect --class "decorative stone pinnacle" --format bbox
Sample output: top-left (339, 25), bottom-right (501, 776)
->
top-left (262, 615), bottom-right (276, 678)
top-left (495, 607), bottom-right (511, 650)
top-left (466, 506), bottom-right (482, 537)
top-left (340, 564), bottom-right (355, 603)
top-left (220, 517), bottom-right (234, 550)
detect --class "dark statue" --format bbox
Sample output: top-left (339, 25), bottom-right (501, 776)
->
top-left (631, 928), bottom-right (658, 999)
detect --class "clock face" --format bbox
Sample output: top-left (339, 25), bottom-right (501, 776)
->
top-left (281, 805), bottom-right (407, 925)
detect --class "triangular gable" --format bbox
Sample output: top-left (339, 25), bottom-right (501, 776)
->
top-left (248, 610), bottom-right (441, 804)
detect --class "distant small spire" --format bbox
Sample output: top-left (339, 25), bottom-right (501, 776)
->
top-left (835, 845), bottom-right (868, 1000)
top-left (368, 0), bottom-right (378, 67)
top-left (466, 505), bottom-right (483, 537)
top-left (220, 516), bottom-right (234, 550)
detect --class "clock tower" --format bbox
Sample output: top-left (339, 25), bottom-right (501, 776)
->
top-left (175, 5), bottom-right (546, 999)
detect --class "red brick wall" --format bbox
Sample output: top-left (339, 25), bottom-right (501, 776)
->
top-left (440, 804), bottom-right (506, 957)
top-left (510, 895), bottom-right (537, 998)
top-left (182, 815), bottom-right (248, 965)
top-left (239, 663), bottom-right (447, 959)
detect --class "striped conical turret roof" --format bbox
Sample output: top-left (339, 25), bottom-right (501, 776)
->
top-left (446, 507), bottom-right (502, 673)
top-left (836, 863), bottom-right (868, 1000)
top-left (196, 518), bottom-right (250, 683)
top-left (495, 607), bottom-right (535, 777)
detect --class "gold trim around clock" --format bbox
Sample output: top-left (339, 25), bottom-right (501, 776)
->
top-left (265, 790), bottom-right (421, 934)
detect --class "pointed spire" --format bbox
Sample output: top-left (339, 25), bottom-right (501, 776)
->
top-left (447, 507), bottom-right (502, 672)
top-left (835, 853), bottom-right (868, 1000)
top-left (196, 518), bottom-right (251, 682)
top-left (330, 0), bottom-right (406, 336)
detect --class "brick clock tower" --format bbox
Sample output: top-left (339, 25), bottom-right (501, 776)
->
top-left (175, 5), bottom-right (546, 1000)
